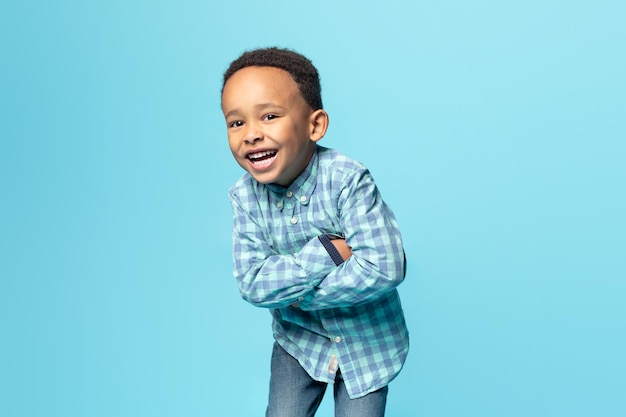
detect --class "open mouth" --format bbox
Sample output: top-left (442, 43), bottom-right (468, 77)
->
top-left (247, 150), bottom-right (277, 168)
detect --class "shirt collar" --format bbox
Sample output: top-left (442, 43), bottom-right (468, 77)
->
top-left (266, 145), bottom-right (319, 205)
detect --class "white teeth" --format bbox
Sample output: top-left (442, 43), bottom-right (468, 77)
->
top-left (251, 156), bottom-right (275, 167)
top-left (246, 150), bottom-right (277, 168)
top-left (248, 150), bottom-right (276, 159)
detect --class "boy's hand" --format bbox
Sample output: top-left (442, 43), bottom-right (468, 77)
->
top-left (331, 239), bottom-right (352, 261)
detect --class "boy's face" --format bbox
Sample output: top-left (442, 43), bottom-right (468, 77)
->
top-left (222, 66), bottom-right (326, 187)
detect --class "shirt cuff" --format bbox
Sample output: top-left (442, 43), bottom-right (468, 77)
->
top-left (318, 234), bottom-right (345, 266)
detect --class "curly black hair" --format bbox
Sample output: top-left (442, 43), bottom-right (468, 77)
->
top-left (222, 47), bottom-right (323, 110)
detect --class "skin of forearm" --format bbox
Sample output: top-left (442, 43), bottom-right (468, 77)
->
top-left (330, 238), bottom-right (352, 261)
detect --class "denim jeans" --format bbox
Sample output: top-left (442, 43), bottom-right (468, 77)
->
top-left (266, 342), bottom-right (388, 417)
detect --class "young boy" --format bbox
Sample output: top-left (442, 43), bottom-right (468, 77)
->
top-left (221, 47), bottom-right (409, 417)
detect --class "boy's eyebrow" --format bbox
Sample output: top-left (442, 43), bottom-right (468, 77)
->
top-left (256, 102), bottom-right (282, 109)
top-left (224, 103), bottom-right (284, 120)
top-left (224, 109), bottom-right (242, 119)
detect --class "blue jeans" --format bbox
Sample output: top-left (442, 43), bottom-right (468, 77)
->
top-left (266, 342), bottom-right (388, 417)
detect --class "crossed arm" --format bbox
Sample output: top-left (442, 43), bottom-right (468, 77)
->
top-left (230, 169), bottom-right (405, 310)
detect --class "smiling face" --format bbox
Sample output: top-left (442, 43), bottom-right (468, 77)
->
top-left (221, 66), bottom-right (328, 187)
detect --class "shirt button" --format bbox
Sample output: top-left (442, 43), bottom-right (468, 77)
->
top-left (291, 217), bottom-right (298, 224)
top-left (334, 336), bottom-right (341, 343)
top-left (298, 296), bottom-right (304, 301)
top-left (300, 195), bottom-right (307, 203)
top-left (286, 191), bottom-right (293, 198)
top-left (276, 201), bottom-right (283, 209)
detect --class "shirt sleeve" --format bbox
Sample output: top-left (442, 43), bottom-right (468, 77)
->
top-left (230, 189), bottom-right (338, 309)
top-left (297, 167), bottom-right (406, 310)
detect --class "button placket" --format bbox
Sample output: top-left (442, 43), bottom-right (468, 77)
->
top-left (284, 190), bottom-right (299, 225)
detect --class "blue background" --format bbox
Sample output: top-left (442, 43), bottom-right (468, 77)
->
top-left (1, 1), bottom-right (624, 416)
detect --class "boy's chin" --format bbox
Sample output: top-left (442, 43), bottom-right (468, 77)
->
top-left (250, 172), bottom-right (293, 187)
top-left (248, 171), bottom-right (277, 185)
top-left (238, 162), bottom-right (276, 184)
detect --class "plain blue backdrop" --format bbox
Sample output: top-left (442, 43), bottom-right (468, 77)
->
top-left (1, 1), bottom-right (624, 416)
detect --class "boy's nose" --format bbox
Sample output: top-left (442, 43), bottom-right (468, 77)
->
top-left (243, 124), bottom-right (263, 144)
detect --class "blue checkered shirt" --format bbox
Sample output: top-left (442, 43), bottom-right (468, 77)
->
top-left (228, 145), bottom-right (409, 399)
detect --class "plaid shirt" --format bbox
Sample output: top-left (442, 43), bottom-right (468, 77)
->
top-left (228, 145), bottom-right (409, 399)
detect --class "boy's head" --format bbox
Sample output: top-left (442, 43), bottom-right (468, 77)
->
top-left (221, 47), bottom-right (328, 187)
top-left (222, 47), bottom-right (323, 110)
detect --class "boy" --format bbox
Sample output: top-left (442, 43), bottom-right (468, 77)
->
top-left (221, 47), bottom-right (409, 417)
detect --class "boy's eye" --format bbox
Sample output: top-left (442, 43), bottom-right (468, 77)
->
top-left (229, 120), bottom-right (244, 128)
top-left (263, 114), bottom-right (278, 121)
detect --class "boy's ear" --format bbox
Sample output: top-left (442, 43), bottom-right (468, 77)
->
top-left (309, 109), bottom-right (329, 142)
